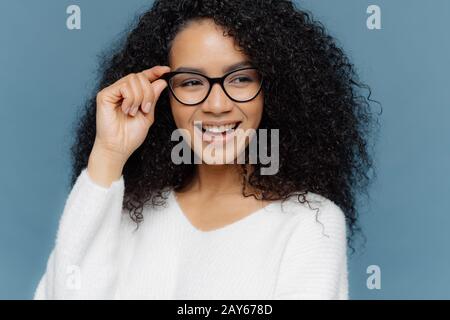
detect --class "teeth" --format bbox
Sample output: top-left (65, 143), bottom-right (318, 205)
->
top-left (202, 123), bottom-right (238, 133)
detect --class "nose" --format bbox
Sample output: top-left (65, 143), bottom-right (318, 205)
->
top-left (200, 83), bottom-right (234, 114)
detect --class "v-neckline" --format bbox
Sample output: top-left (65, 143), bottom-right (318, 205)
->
top-left (169, 190), bottom-right (278, 235)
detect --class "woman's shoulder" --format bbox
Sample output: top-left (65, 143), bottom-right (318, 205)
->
top-left (279, 190), bottom-right (343, 213)
top-left (275, 191), bottom-right (347, 233)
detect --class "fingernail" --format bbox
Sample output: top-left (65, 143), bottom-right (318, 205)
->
top-left (144, 102), bottom-right (152, 113)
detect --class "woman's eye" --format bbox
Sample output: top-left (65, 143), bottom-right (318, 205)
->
top-left (181, 80), bottom-right (203, 87)
top-left (231, 76), bottom-right (252, 84)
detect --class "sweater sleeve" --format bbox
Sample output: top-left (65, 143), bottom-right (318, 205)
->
top-left (33, 167), bottom-right (125, 299)
top-left (273, 198), bottom-right (349, 300)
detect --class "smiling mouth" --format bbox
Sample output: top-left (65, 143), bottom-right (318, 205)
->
top-left (194, 121), bottom-right (242, 136)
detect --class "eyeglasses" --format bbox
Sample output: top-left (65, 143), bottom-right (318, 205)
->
top-left (159, 67), bottom-right (263, 106)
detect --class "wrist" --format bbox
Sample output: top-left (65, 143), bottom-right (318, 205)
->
top-left (88, 144), bottom-right (126, 188)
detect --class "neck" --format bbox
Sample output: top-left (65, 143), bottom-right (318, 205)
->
top-left (197, 164), bottom-right (241, 194)
top-left (185, 163), bottom-right (251, 196)
top-left (177, 164), bottom-right (265, 200)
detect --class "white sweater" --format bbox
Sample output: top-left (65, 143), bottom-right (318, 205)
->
top-left (34, 168), bottom-right (349, 300)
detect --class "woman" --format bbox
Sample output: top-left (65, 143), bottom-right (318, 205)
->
top-left (34, 0), bottom-right (377, 299)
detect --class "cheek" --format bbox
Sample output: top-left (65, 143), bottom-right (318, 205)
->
top-left (170, 103), bottom-right (193, 130)
top-left (245, 99), bottom-right (264, 128)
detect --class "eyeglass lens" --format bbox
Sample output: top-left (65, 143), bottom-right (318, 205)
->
top-left (168, 69), bottom-right (262, 104)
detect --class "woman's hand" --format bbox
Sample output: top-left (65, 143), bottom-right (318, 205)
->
top-left (88, 65), bottom-right (171, 187)
top-left (94, 65), bottom-right (171, 161)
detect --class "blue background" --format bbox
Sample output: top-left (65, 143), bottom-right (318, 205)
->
top-left (1, 0), bottom-right (449, 299)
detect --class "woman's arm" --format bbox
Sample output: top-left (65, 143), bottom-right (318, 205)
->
top-left (33, 161), bottom-right (125, 299)
top-left (273, 198), bottom-right (348, 300)
top-left (34, 65), bottom-right (170, 299)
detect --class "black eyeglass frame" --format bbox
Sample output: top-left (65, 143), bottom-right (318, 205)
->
top-left (159, 67), bottom-right (264, 106)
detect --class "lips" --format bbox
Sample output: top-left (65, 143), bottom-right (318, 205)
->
top-left (201, 122), bottom-right (241, 135)
top-left (194, 121), bottom-right (242, 143)
top-left (194, 121), bottom-right (241, 132)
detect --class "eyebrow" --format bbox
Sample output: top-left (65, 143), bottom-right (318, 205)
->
top-left (173, 60), bottom-right (253, 74)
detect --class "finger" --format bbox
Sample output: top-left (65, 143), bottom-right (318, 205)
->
top-left (141, 79), bottom-right (169, 123)
top-left (97, 81), bottom-right (127, 109)
top-left (150, 79), bottom-right (169, 103)
top-left (141, 65), bottom-right (171, 82)
top-left (118, 82), bottom-right (134, 114)
top-left (137, 73), bottom-right (154, 114)
top-left (128, 74), bottom-right (144, 116)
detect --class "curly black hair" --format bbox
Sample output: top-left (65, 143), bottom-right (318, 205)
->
top-left (69, 0), bottom-right (380, 252)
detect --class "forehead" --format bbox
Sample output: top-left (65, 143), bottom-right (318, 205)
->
top-left (169, 19), bottom-right (249, 75)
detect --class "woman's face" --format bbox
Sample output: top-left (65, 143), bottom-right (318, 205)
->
top-left (168, 18), bottom-right (264, 164)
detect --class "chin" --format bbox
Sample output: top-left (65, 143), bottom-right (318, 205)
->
top-left (192, 143), bottom-right (248, 165)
